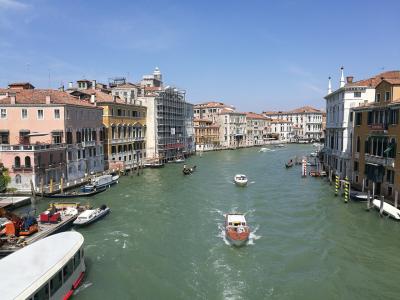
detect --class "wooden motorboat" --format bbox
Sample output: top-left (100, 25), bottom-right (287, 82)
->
top-left (234, 174), bottom-right (248, 186)
top-left (372, 199), bottom-right (400, 220)
top-left (73, 205), bottom-right (110, 226)
top-left (44, 187), bottom-right (107, 198)
top-left (225, 214), bottom-right (250, 246)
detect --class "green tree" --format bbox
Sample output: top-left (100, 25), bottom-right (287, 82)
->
top-left (0, 164), bottom-right (11, 192)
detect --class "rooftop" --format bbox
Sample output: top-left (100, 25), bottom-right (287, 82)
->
top-left (346, 70), bottom-right (400, 88)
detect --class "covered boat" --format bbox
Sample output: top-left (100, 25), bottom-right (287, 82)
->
top-left (45, 186), bottom-right (107, 198)
top-left (234, 174), bottom-right (248, 186)
top-left (225, 214), bottom-right (250, 246)
top-left (73, 205), bottom-right (110, 226)
top-left (81, 174), bottom-right (119, 192)
top-left (0, 231), bottom-right (85, 300)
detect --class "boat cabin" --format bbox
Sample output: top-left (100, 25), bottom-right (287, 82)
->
top-left (0, 231), bottom-right (85, 300)
top-left (226, 214), bottom-right (247, 227)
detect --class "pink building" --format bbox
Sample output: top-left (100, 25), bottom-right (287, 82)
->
top-left (0, 84), bottom-right (104, 191)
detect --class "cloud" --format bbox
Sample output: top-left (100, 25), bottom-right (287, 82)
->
top-left (0, 0), bottom-right (29, 10)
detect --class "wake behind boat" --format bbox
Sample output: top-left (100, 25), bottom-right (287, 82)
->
top-left (225, 213), bottom-right (250, 246)
top-left (73, 205), bottom-right (110, 226)
top-left (234, 174), bottom-right (248, 186)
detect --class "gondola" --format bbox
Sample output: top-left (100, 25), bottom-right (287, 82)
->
top-left (44, 187), bottom-right (107, 199)
top-left (285, 162), bottom-right (293, 168)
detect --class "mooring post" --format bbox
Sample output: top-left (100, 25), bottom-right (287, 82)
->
top-left (395, 190), bottom-right (398, 208)
top-left (344, 176), bottom-right (349, 203)
top-left (366, 190), bottom-right (371, 211)
top-left (335, 175), bottom-right (339, 196)
top-left (379, 195), bottom-right (384, 216)
top-left (372, 182), bottom-right (375, 201)
top-left (362, 178), bottom-right (365, 192)
top-left (60, 177), bottom-right (63, 194)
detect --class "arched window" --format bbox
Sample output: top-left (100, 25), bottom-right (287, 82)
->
top-left (25, 156), bottom-right (31, 167)
top-left (14, 156), bottom-right (21, 168)
top-left (15, 174), bottom-right (21, 184)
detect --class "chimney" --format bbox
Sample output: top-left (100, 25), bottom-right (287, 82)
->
top-left (68, 82), bottom-right (73, 89)
top-left (59, 85), bottom-right (65, 92)
top-left (46, 95), bottom-right (51, 104)
top-left (92, 80), bottom-right (96, 90)
top-left (340, 66), bottom-right (345, 88)
top-left (90, 94), bottom-right (96, 103)
top-left (346, 76), bottom-right (354, 84)
top-left (10, 96), bottom-right (16, 104)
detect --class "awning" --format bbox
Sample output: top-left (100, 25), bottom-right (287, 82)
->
top-left (26, 132), bottom-right (48, 137)
top-left (366, 162), bottom-right (379, 167)
top-left (0, 129), bottom-right (9, 133)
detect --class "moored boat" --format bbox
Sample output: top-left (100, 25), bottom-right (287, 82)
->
top-left (285, 160), bottom-right (294, 168)
top-left (45, 186), bottom-right (107, 198)
top-left (234, 174), bottom-right (248, 186)
top-left (73, 205), bottom-right (110, 226)
top-left (225, 213), bottom-right (250, 246)
top-left (372, 199), bottom-right (400, 220)
top-left (174, 157), bottom-right (185, 163)
top-left (144, 162), bottom-right (165, 168)
top-left (0, 231), bottom-right (86, 300)
top-left (81, 174), bottom-right (119, 192)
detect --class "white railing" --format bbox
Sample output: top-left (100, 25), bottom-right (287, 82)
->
top-left (365, 154), bottom-right (395, 168)
top-left (0, 144), bottom-right (65, 152)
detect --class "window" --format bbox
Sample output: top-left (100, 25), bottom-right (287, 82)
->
top-left (14, 156), bottom-right (21, 168)
top-left (354, 92), bottom-right (361, 98)
top-left (21, 108), bottom-right (28, 119)
top-left (376, 93), bottom-right (381, 102)
top-left (385, 91), bottom-right (391, 101)
top-left (355, 112), bottom-right (362, 125)
top-left (350, 112), bottom-right (353, 122)
top-left (367, 111), bottom-right (372, 125)
top-left (37, 109), bottom-right (44, 119)
top-left (356, 136), bottom-right (360, 152)
top-left (68, 151), bottom-right (72, 160)
top-left (15, 174), bottom-right (21, 184)
top-left (50, 271), bottom-right (63, 296)
top-left (0, 131), bottom-right (9, 144)
top-left (33, 284), bottom-right (49, 300)
top-left (0, 108), bottom-right (6, 119)
top-left (387, 170), bottom-right (395, 184)
top-left (62, 259), bottom-right (74, 282)
top-left (25, 156), bottom-right (31, 167)
top-left (52, 132), bottom-right (62, 144)
top-left (354, 161), bottom-right (359, 172)
top-left (54, 109), bottom-right (60, 119)
top-left (74, 250), bottom-right (81, 268)
top-left (49, 154), bottom-right (53, 164)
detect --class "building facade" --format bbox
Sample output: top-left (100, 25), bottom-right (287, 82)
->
top-left (0, 85), bottom-right (104, 191)
top-left (194, 119), bottom-right (220, 151)
top-left (351, 78), bottom-right (400, 200)
top-left (245, 112), bottom-right (269, 146)
top-left (323, 69), bottom-right (400, 179)
top-left (217, 110), bottom-right (247, 148)
top-left (269, 119), bottom-right (293, 141)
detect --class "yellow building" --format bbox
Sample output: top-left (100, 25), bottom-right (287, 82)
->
top-left (194, 119), bottom-right (220, 151)
top-left (70, 88), bottom-right (147, 170)
top-left (352, 77), bottom-right (400, 200)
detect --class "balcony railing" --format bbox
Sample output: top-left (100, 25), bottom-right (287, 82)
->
top-left (0, 144), bottom-right (65, 152)
top-left (12, 165), bottom-right (33, 172)
top-left (365, 154), bottom-right (395, 168)
top-left (81, 140), bottom-right (96, 147)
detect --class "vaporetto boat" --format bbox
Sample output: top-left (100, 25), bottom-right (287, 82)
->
top-left (0, 231), bottom-right (86, 300)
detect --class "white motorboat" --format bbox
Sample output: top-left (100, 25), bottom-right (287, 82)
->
top-left (73, 205), bottom-right (110, 226)
top-left (174, 158), bottom-right (185, 163)
top-left (372, 199), bottom-right (400, 220)
top-left (81, 174), bottom-right (119, 192)
top-left (274, 144), bottom-right (286, 148)
top-left (234, 174), bottom-right (248, 186)
top-left (259, 147), bottom-right (270, 152)
top-left (310, 151), bottom-right (318, 157)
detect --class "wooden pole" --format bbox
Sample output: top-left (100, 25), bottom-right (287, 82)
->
top-left (344, 177), bottom-right (349, 203)
top-left (366, 190), bottom-right (371, 211)
top-left (60, 177), bottom-right (63, 194)
top-left (379, 195), bottom-right (384, 216)
top-left (395, 190), bottom-right (398, 208)
top-left (362, 178), bottom-right (365, 192)
top-left (372, 182), bottom-right (375, 200)
top-left (49, 178), bottom-right (53, 193)
top-left (30, 179), bottom-right (36, 204)
top-left (40, 177), bottom-right (44, 198)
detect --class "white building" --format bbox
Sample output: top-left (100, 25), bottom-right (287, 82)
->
top-left (269, 119), bottom-right (293, 141)
top-left (217, 110), bottom-right (247, 148)
top-left (245, 112), bottom-right (269, 146)
top-left (264, 106), bottom-right (324, 141)
top-left (323, 68), bottom-right (400, 179)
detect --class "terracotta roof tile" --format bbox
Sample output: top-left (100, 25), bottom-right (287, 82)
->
top-left (0, 89), bottom-right (100, 108)
top-left (347, 70), bottom-right (400, 87)
top-left (78, 89), bottom-right (126, 104)
top-left (245, 112), bottom-right (268, 120)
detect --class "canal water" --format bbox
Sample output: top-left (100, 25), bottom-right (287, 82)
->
top-left (23, 145), bottom-right (400, 299)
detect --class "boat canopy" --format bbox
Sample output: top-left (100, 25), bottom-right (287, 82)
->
top-left (0, 232), bottom-right (84, 300)
top-left (227, 214), bottom-right (246, 224)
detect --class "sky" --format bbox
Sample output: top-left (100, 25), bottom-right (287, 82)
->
top-left (1, 0), bottom-right (400, 112)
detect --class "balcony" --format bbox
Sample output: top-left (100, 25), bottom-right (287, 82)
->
top-left (12, 165), bottom-right (33, 172)
top-left (365, 154), bottom-right (395, 168)
top-left (81, 140), bottom-right (96, 147)
top-left (0, 144), bottom-right (65, 152)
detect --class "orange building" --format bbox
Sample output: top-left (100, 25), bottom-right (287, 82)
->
top-left (352, 78), bottom-right (400, 200)
top-left (194, 119), bottom-right (220, 151)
